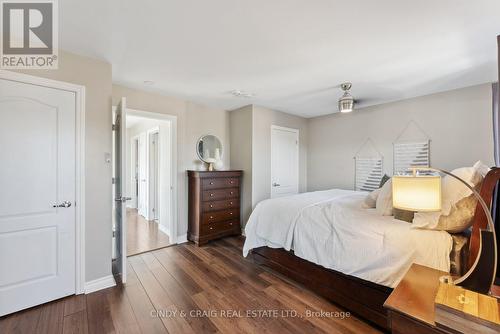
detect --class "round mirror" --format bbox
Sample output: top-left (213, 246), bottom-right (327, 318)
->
top-left (196, 135), bottom-right (223, 163)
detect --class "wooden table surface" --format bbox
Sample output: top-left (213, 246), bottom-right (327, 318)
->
top-left (384, 264), bottom-right (448, 326)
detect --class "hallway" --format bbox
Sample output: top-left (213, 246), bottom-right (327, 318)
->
top-left (127, 209), bottom-right (171, 256)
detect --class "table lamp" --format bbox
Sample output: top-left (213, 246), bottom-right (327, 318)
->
top-left (392, 167), bottom-right (497, 295)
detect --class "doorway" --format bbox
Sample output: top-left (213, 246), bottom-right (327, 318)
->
top-left (112, 106), bottom-right (177, 275)
top-left (270, 125), bottom-right (299, 198)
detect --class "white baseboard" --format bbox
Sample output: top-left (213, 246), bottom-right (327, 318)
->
top-left (176, 234), bottom-right (188, 244)
top-left (85, 275), bottom-right (116, 294)
top-left (158, 223), bottom-right (170, 237)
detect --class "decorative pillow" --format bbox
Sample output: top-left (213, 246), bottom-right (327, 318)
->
top-left (376, 178), bottom-right (393, 216)
top-left (393, 208), bottom-right (415, 223)
top-left (412, 161), bottom-right (489, 232)
top-left (412, 194), bottom-right (477, 232)
top-left (438, 194), bottom-right (477, 233)
top-left (439, 162), bottom-right (484, 216)
top-left (362, 188), bottom-right (381, 208)
top-left (379, 174), bottom-right (390, 188)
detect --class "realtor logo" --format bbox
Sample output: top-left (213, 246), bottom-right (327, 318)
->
top-left (1, 0), bottom-right (58, 69)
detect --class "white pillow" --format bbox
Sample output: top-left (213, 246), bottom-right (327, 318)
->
top-left (362, 188), bottom-right (381, 209)
top-left (412, 161), bottom-right (489, 232)
top-left (376, 178), bottom-right (393, 216)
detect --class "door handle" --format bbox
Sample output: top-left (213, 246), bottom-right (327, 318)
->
top-left (115, 197), bottom-right (132, 202)
top-left (53, 201), bottom-right (72, 208)
top-left (272, 183), bottom-right (281, 187)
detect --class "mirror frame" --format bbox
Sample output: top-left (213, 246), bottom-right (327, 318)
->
top-left (196, 134), bottom-right (223, 163)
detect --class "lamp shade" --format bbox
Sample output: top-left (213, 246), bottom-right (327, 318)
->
top-left (392, 175), bottom-right (442, 212)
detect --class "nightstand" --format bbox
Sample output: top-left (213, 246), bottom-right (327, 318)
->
top-left (384, 264), bottom-right (455, 334)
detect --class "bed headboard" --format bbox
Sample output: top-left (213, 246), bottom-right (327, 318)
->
top-left (468, 167), bottom-right (500, 286)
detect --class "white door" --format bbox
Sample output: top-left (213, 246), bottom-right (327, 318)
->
top-left (0, 78), bottom-right (76, 316)
top-left (132, 138), bottom-right (139, 209)
top-left (149, 131), bottom-right (159, 221)
top-left (137, 133), bottom-right (147, 218)
top-left (271, 126), bottom-right (299, 198)
top-left (113, 98), bottom-right (127, 283)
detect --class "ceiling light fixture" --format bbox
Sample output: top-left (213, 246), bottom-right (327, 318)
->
top-left (338, 82), bottom-right (354, 113)
top-left (229, 90), bottom-right (255, 98)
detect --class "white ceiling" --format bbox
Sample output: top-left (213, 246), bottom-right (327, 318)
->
top-left (61, 0), bottom-right (500, 118)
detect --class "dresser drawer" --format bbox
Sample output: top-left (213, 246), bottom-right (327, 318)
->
top-left (202, 209), bottom-right (239, 224)
top-left (202, 177), bottom-right (239, 190)
top-left (202, 220), bottom-right (239, 234)
top-left (202, 188), bottom-right (239, 201)
top-left (202, 199), bottom-right (239, 212)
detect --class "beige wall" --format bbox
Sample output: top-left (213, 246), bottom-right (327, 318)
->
top-left (229, 105), bottom-right (309, 227)
top-left (18, 51), bottom-right (113, 282)
top-left (307, 84), bottom-right (495, 191)
top-left (252, 106), bottom-right (308, 206)
top-left (229, 106), bottom-right (253, 223)
top-left (112, 84), bottom-right (231, 239)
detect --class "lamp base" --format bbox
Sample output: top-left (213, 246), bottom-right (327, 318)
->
top-left (449, 230), bottom-right (496, 295)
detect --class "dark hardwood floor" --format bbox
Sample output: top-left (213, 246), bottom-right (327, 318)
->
top-left (127, 208), bottom-right (171, 256)
top-left (0, 237), bottom-right (381, 334)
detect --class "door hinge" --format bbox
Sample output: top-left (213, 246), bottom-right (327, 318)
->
top-left (112, 124), bottom-right (116, 131)
top-left (112, 177), bottom-right (116, 184)
top-left (112, 230), bottom-right (116, 238)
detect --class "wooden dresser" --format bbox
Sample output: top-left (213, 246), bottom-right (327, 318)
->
top-left (187, 170), bottom-right (243, 245)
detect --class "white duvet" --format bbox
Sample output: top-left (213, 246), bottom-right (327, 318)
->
top-left (243, 189), bottom-right (452, 288)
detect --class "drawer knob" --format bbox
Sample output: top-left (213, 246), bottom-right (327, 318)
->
top-left (230, 202), bottom-right (233, 205)
top-left (230, 192), bottom-right (233, 195)
top-left (210, 193), bottom-right (214, 197)
top-left (210, 227), bottom-right (213, 230)
top-left (230, 181), bottom-right (234, 184)
top-left (210, 182), bottom-right (214, 185)
top-left (210, 216), bottom-right (214, 219)
top-left (229, 222), bottom-right (233, 226)
top-left (210, 204), bottom-right (213, 208)
top-left (229, 212), bottom-right (233, 215)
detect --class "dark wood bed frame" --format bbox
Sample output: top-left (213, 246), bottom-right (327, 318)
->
top-left (251, 168), bottom-right (500, 331)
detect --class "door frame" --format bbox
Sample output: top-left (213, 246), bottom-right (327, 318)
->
top-left (0, 70), bottom-right (86, 294)
top-left (129, 135), bottom-right (140, 209)
top-left (147, 127), bottom-right (160, 221)
top-left (123, 108), bottom-right (178, 244)
top-left (270, 125), bottom-right (299, 198)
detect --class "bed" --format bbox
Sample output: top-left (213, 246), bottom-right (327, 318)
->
top-left (243, 168), bottom-right (500, 330)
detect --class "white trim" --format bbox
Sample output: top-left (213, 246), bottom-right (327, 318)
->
top-left (147, 127), bottom-right (160, 221)
top-left (0, 70), bottom-right (86, 295)
top-left (128, 134), bottom-right (140, 209)
top-left (271, 125), bottom-right (300, 134)
top-left (176, 234), bottom-right (188, 244)
top-left (158, 222), bottom-right (170, 237)
top-left (270, 125), bottom-right (300, 198)
top-left (84, 275), bottom-right (116, 294)
top-left (118, 107), bottom-right (179, 245)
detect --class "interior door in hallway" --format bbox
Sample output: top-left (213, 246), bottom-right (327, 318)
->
top-left (0, 78), bottom-right (76, 316)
